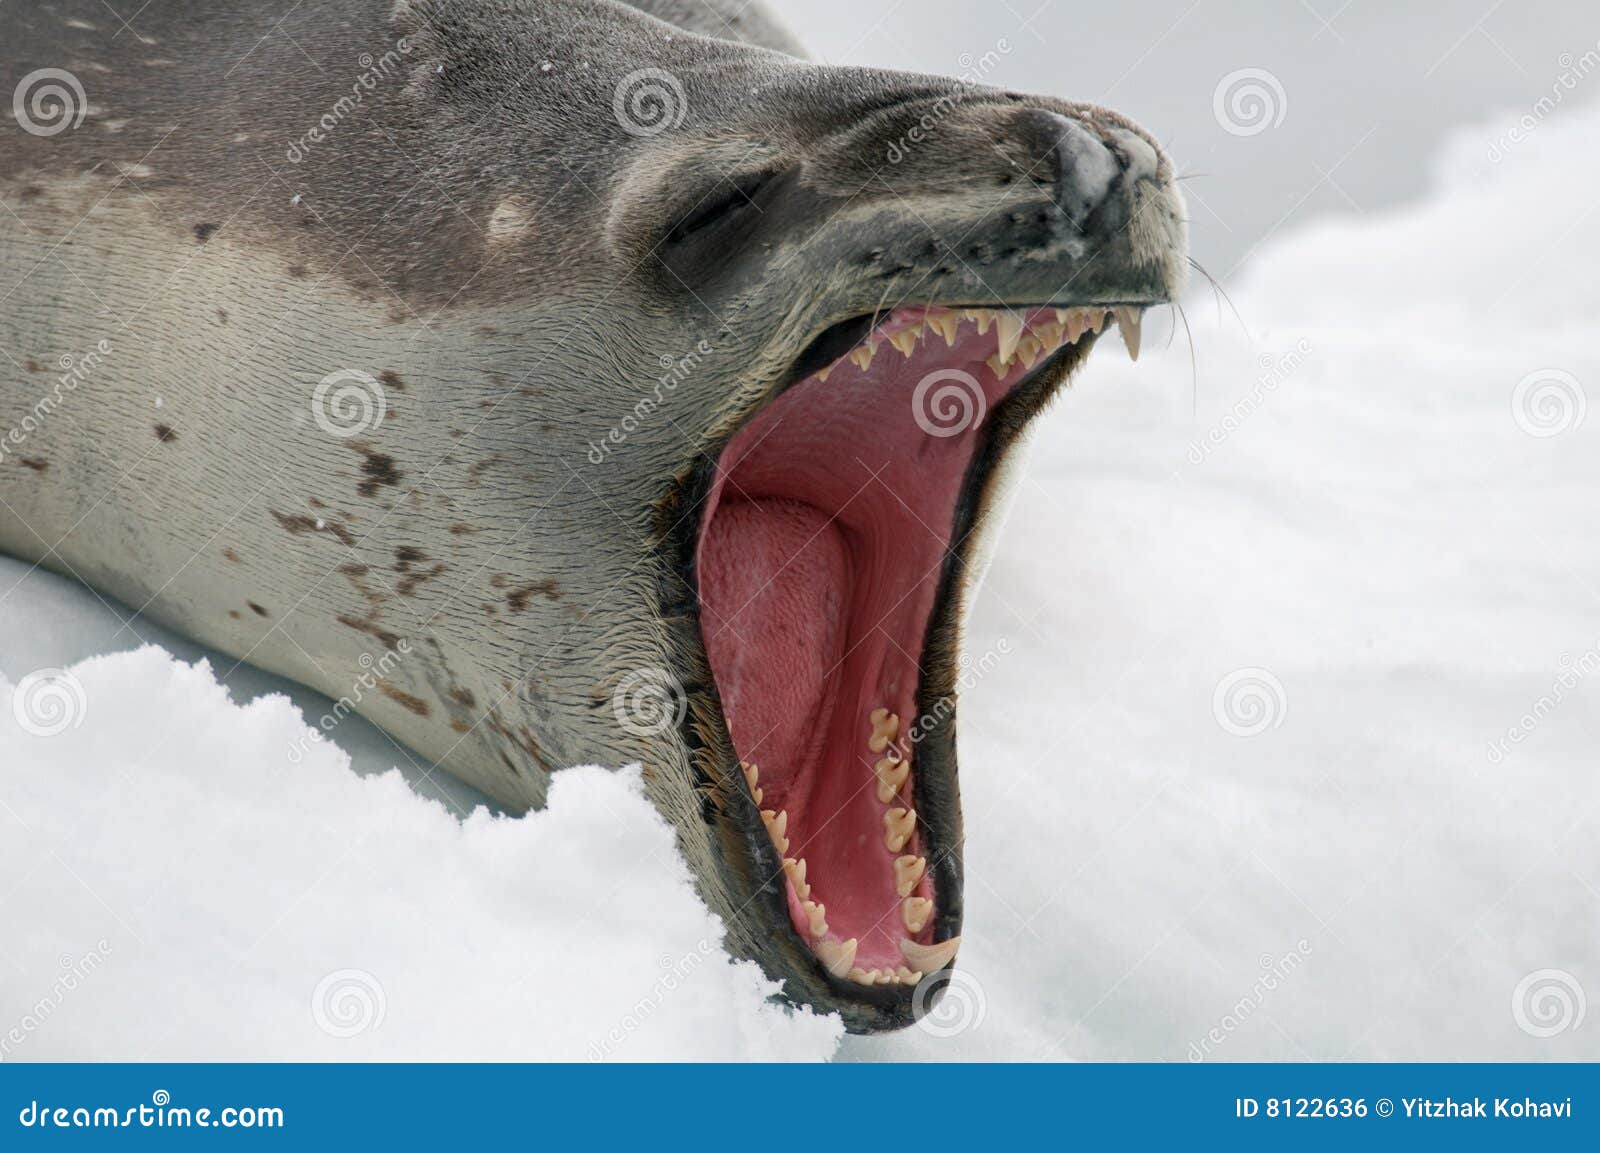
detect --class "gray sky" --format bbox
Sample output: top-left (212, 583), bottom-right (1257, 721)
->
top-left (768, 0), bottom-right (1600, 278)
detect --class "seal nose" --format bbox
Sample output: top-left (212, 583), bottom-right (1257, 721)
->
top-left (1013, 109), bottom-right (1121, 232)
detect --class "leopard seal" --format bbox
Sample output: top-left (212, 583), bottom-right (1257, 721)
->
top-left (0, 0), bottom-right (1187, 1031)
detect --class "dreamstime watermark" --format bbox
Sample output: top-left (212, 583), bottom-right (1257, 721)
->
top-left (1511, 968), bottom-right (1586, 1038)
top-left (285, 39), bottom-right (413, 163)
top-left (912, 368), bottom-right (987, 438)
top-left (912, 967), bottom-right (987, 1037)
top-left (1213, 68), bottom-right (1287, 137)
top-left (311, 368), bottom-right (388, 438)
top-left (1187, 939), bottom-right (1313, 1061)
top-left (12, 68), bottom-right (88, 137)
top-left (1187, 339), bottom-right (1311, 464)
top-left (611, 667), bottom-right (687, 738)
top-left (310, 969), bottom-right (387, 1038)
top-left (1488, 43), bottom-right (1600, 163)
top-left (1485, 640), bottom-right (1600, 764)
top-left (1511, 368), bottom-right (1586, 438)
top-left (0, 339), bottom-right (114, 467)
top-left (587, 940), bottom-right (716, 1060)
top-left (288, 639), bottom-right (413, 764)
top-left (885, 38), bottom-right (1012, 163)
top-left (903, 639), bottom-right (1012, 747)
top-left (587, 339), bottom-right (715, 464)
top-left (613, 68), bottom-right (688, 137)
top-left (0, 941), bottom-right (113, 1062)
top-left (1212, 667), bottom-right (1287, 737)
top-left (9, 667), bottom-right (88, 738)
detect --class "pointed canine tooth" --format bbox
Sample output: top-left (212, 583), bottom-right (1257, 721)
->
top-left (973, 310), bottom-right (996, 336)
top-left (894, 854), bottom-right (926, 898)
top-left (985, 353), bottom-right (1008, 380)
top-left (848, 343), bottom-right (877, 371)
top-left (929, 314), bottom-right (960, 346)
top-left (817, 364), bottom-right (835, 383)
top-left (1016, 333), bottom-right (1042, 371)
top-left (903, 896), bottom-right (933, 933)
top-left (883, 807), bottom-right (916, 852)
top-left (875, 753), bottom-right (911, 803)
top-left (900, 935), bottom-right (961, 972)
top-left (1115, 306), bottom-right (1142, 361)
top-left (889, 327), bottom-right (920, 358)
top-left (803, 899), bottom-right (828, 939)
top-left (783, 857), bottom-right (809, 900)
top-left (816, 938), bottom-right (857, 978)
top-left (995, 312), bottom-right (1023, 363)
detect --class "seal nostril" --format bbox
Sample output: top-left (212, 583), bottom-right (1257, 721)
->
top-left (1012, 109), bottom-right (1120, 233)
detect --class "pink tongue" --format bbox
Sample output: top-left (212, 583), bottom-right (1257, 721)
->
top-left (698, 498), bottom-right (848, 810)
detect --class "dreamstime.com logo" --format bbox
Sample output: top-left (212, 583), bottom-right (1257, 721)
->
top-left (12, 68), bottom-right (88, 137)
top-left (1212, 68), bottom-right (1287, 137)
top-left (17, 1090), bottom-right (283, 1130)
top-left (9, 668), bottom-right (88, 737)
top-left (311, 969), bottom-right (387, 1039)
top-left (1, 941), bottom-right (113, 1063)
top-left (1511, 969), bottom-right (1586, 1039)
top-left (612, 667), bottom-right (687, 737)
top-left (1511, 369), bottom-right (1586, 438)
top-left (1212, 667), bottom-right (1287, 737)
top-left (913, 368), bottom-right (987, 438)
top-left (312, 369), bottom-right (388, 438)
top-left (912, 968), bottom-right (987, 1038)
top-left (613, 68), bottom-right (687, 137)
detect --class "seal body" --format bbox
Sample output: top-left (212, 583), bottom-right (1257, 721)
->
top-left (2, 0), bottom-right (1186, 1029)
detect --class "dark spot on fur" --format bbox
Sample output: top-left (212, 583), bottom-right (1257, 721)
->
top-left (394, 545), bottom-right (427, 568)
top-left (307, 496), bottom-right (326, 509)
top-left (222, 547), bottom-right (240, 563)
top-left (193, 222), bottom-right (219, 244)
top-left (506, 579), bottom-right (560, 613)
top-left (448, 523), bottom-right (477, 536)
top-left (451, 719), bottom-right (471, 734)
top-left (337, 562), bottom-right (369, 577)
top-left (378, 682), bottom-right (431, 717)
top-left (447, 686), bottom-right (477, 709)
top-left (215, 309), bottom-right (229, 325)
top-left (379, 370), bottom-right (405, 392)
top-left (19, 458), bottom-right (48, 472)
top-left (398, 564), bottom-right (445, 598)
top-left (348, 443), bottom-right (403, 498)
top-left (247, 601), bottom-right (270, 617)
top-left (24, 359), bottom-right (41, 373)
top-left (271, 509), bottom-right (355, 547)
top-left (336, 613), bottom-right (400, 651)
top-left (288, 263), bottom-right (308, 278)
top-left (228, 609), bottom-right (241, 620)
top-left (153, 424), bottom-right (177, 443)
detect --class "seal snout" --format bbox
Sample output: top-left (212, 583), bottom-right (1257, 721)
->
top-left (1012, 109), bottom-right (1122, 232)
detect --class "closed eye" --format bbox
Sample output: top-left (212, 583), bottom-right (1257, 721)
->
top-left (666, 169), bottom-right (775, 245)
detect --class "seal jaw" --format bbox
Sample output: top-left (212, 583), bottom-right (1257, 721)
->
top-left (671, 301), bottom-right (1124, 1031)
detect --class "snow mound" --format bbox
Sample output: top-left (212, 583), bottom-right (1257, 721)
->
top-left (0, 648), bottom-right (841, 1061)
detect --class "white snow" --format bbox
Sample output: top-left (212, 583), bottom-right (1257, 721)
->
top-left (4, 101), bottom-right (1598, 1061)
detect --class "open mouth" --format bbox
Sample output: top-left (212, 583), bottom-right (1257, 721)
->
top-left (693, 302), bottom-right (1141, 996)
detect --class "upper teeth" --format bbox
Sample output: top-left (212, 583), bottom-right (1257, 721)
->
top-left (825, 304), bottom-right (1144, 387)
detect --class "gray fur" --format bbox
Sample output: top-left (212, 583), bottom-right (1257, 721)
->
top-left (1, 0), bottom-right (1186, 1030)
